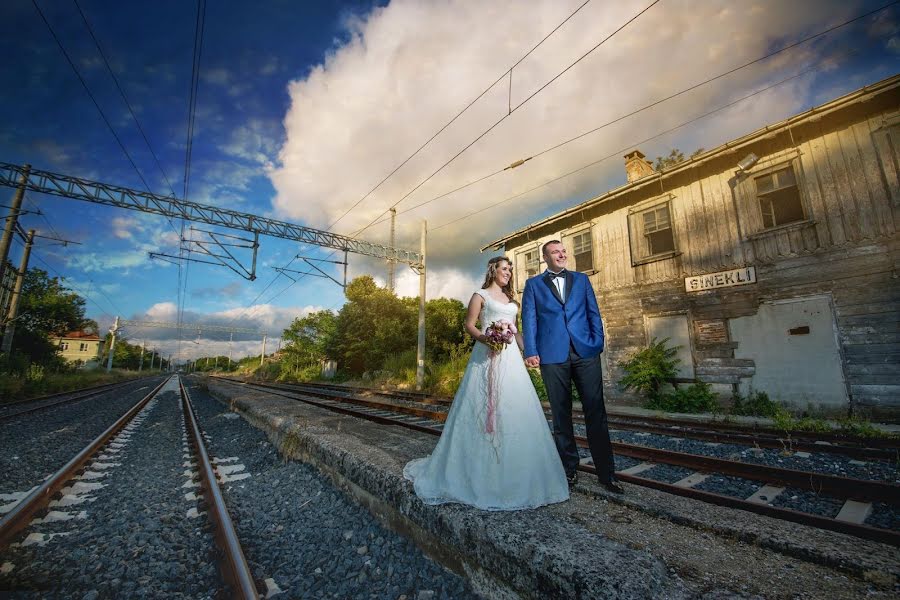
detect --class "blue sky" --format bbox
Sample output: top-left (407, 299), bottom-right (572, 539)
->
top-left (1, 0), bottom-right (897, 362)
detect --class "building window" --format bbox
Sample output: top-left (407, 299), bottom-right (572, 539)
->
top-left (79, 343), bottom-right (89, 352)
top-left (629, 198), bottom-right (676, 265)
top-left (60, 342), bottom-right (69, 351)
top-left (643, 205), bottom-right (675, 256)
top-left (570, 230), bottom-right (594, 273)
top-left (755, 165), bottom-right (804, 228)
top-left (524, 249), bottom-right (540, 278)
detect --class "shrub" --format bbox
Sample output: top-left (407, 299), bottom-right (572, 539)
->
top-left (381, 348), bottom-right (418, 379)
top-left (833, 416), bottom-right (888, 438)
top-left (645, 381), bottom-right (719, 414)
top-left (619, 338), bottom-right (680, 401)
top-left (528, 368), bottom-right (548, 403)
top-left (730, 390), bottom-right (779, 417)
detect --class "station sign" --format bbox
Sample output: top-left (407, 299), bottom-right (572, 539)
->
top-left (685, 266), bottom-right (756, 292)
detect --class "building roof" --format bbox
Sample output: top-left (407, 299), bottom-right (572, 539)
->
top-left (53, 331), bottom-right (102, 341)
top-left (482, 73), bottom-right (900, 251)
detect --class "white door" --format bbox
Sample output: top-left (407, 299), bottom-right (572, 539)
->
top-left (729, 295), bottom-right (847, 409)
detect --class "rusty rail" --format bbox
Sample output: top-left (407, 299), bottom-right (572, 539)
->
top-left (0, 377), bottom-right (169, 549)
top-left (179, 378), bottom-right (259, 600)
top-left (241, 378), bottom-right (898, 461)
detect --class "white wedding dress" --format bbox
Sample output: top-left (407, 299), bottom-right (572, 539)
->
top-left (404, 289), bottom-right (569, 510)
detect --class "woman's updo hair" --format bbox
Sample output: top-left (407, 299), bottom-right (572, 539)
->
top-left (481, 256), bottom-right (516, 304)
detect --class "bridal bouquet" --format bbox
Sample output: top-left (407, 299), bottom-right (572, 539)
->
top-left (484, 320), bottom-right (516, 354)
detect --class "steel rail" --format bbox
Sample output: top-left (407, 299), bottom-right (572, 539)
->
top-left (0, 377), bottom-right (169, 550)
top-left (246, 381), bottom-right (899, 503)
top-left (606, 413), bottom-right (900, 451)
top-left (266, 380), bottom-right (898, 459)
top-left (211, 376), bottom-right (900, 546)
top-left (250, 380), bottom-right (449, 421)
top-left (179, 379), bottom-right (260, 599)
top-left (0, 377), bottom-right (162, 423)
top-left (602, 418), bottom-right (897, 462)
top-left (0, 378), bottom-right (133, 407)
top-left (581, 437), bottom-right (899, 504)
top-left (209, 377), bottom-right (444, 436)
top-left (578, 462), bottom-right (900, 547)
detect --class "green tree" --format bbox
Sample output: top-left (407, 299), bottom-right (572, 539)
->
top-left (653, 147), bottom-right (705, 171)
top-left (283, 310), bottom-right (337, 367)
top-left (9, 268), bottom-right (92, 368)
top-left (424, 297), bottom-right (470, 361)
top-left (328, 276), bottom-right (416, 374)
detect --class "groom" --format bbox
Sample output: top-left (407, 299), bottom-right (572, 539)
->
top-left (522, 240), bottom-right (623, 494)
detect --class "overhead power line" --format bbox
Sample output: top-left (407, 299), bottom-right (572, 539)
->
top-left (30, 0), bottom-right (154, 195)
top-left (231, 1), bottom-right (597, 327)
top-left (429, 60), bottom-right (839, 232)
top-left (371, 0), bottom-right (900, 228)
top-left (183, 0), bottom-right (207, 202)
top-left (325, 0), bottom-right (594, 232)
top-left (355, 0), bottom-right (662, 238)
top-left (239, 1), bottom-right (661, 317)
top-left (72, 0), bottom-right (177, 198)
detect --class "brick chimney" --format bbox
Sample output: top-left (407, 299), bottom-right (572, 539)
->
top-left (624, 150), bottom-right (655, 183)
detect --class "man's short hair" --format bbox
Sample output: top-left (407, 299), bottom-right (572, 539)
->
top-left (542, 240), bottom-right (563, 257)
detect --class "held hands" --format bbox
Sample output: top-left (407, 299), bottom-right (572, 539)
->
top-left (524, 355), bottom-right (540, 368)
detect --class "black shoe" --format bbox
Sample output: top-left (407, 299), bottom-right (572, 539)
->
top-left (566, 472), bottom-right (579, 487)
top-left (601, 481), bottom-right (624, 494)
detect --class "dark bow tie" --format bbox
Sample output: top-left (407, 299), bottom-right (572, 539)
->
top-left (546, 270), bottom-right (566, 279)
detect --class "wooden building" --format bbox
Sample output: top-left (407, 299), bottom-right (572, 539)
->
top-left (484, 75), bottom-right (900, 419)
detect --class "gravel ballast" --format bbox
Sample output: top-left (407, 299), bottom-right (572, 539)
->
top-left (0, 377), bottom-right (167, 495)
top-left (0, 378), bottom-right (220, 598)
top-left (184, 381), bottom-right (477, 599)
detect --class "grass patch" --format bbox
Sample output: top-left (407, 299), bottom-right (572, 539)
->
top-left (0, 368), bottom-right (154, 404)
top-left (730, 390), bottom-right (779, 418)
top-left (643, 381), bottom-right (719, 414)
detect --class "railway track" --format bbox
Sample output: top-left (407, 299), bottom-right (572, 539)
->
top-left (0, 376), bottom-right (161, 423)
top-left (0, 376), bottom-right (259, 598)
top-left (211, 376), bottom-right (900, 546)
top-left (283, 380), bottom-right (899, 462)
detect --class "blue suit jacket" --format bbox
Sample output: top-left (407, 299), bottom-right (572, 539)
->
top-left (522, 270), bottom-right (605, 364)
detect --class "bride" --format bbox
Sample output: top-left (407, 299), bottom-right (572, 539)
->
top-left (404, 256), bottom-right (569, 510)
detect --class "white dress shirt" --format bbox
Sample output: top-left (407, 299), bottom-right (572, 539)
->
top-left (547, 269), bottom-right (566, 300)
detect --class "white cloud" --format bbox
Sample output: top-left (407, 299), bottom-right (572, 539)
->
top-left (104, 301), bottom-right (324, 362)
top-left (69, 249), bottom-right (150, 273)
top-left (269, 0), bottom-right (868, 269)
top-left (111, 216), bottom-right (139, 239)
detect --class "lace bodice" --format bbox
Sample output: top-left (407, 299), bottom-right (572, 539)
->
top-left (475, 289), bottom-right (518, 326)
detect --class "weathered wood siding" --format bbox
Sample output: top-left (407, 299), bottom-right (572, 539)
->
top-left (506, 83), bottom-right (900, 418)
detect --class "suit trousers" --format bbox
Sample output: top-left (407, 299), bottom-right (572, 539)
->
top-left (540, 349), bottom-right (616, 483)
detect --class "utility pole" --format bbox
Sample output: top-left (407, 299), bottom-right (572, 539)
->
top-left (139, 341), bottom-right (145, 372)
top-left (106, 316), bottom-right (120, 372)
top-left (1, 229), bottom-right (35, 354)
top-left (167, 354), bottom-right (171, 372)
top-left (0, 165), bottom-right (29, 290)
top-left (388, 207), bottom-right (396, 292)
top-left (260, 333), bottom-right (267, 367)
top-left (229, 331), bottom-right (233, 369)
top-left (149, 350), bottom-right (155, 370)
top-left (416, 220), bottom-right (426, 390)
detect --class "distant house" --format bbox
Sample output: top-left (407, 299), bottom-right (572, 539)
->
top-left (53, 331), bottom-right (104, 369)
top-left (484, 74), bottom-right (900, 419)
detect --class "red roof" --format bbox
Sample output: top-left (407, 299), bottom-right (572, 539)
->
top-left (54, 331), bottom-right (102, 341)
